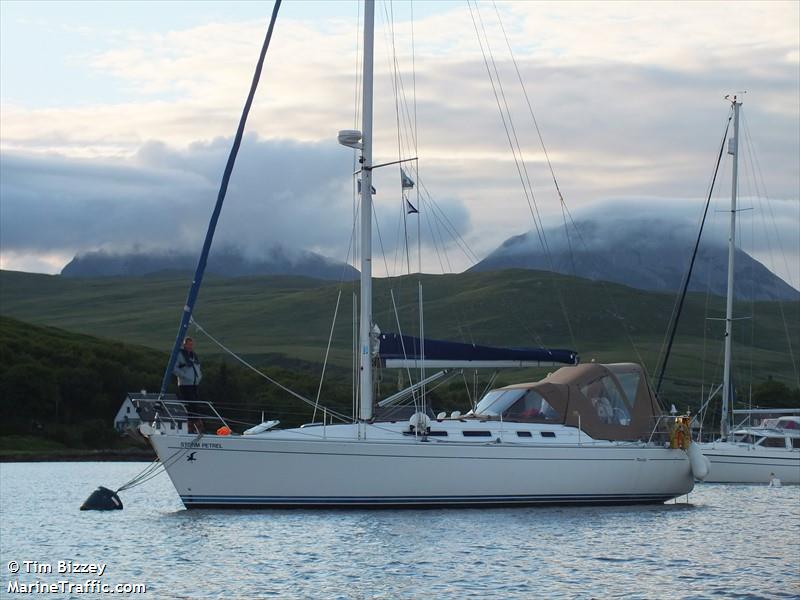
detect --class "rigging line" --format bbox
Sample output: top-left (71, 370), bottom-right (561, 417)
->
top-left (559, 200), bottom-right (648, 370)
top-left (353, 292), bottom-right (358, 421)
top-left (402, 193), bottom-right (412, 275)
top-left (417, 180), bottom-right (481, 264)
top-left (388, 290), bottom-right (421, 410)
top-left (380, 1), bottom-right (417, 161)
top-left (116, 460), bottom-right (164, 493)
top-left (117, 432), bottom-right (204, 492)
top-left (411, 0), bottom-right (419, 167)
top-left (371, 201), bottom-right (422, 401)
top-left (353, 0), bottom-right (363, 131)
top-left (422, 195), bottom-right (455, 272)
top-left (417, 193), bottom-right (446, 273)
top-left (559, 196), bottom-right (579, 281)
top-left (741, 115), bottom-right (799, 386)
top-left (391, 195), bottom-right (407, 277)
top-left (494, 0), bottom-right (664, 358)
top-left (654, 111), bottom-right (732, 395)
top-left (381, 0), bottom-right (414, 278)
top-left (312, 289), bottom-right (343, 423)
top-left (371, 195), bottom-right (395, 282)
top-left (421, 196), bottom-right (448, 273)
top-left (653, 111), bottom-right (732, 369)
top-left (466, 0), bottom-right (548, 258)
top-left (469, 0), bottom-right (576, 349)
top-left (190, 318), bottom-right (351, 423)
top-left (160, 0), bottom-right (283, 396)
top-left (473, 1), bottom-right (576, 348)
top-left (747, 174), bottom-right (757, 406)
top-left (741, 119), bottom-right (799, 386)
top-left (383, 0), bottom-right (407, 167)
top-left (409, 175), bottom-right (479, 265)
top-left (735, 133), bottom-right (758, 402)
top-left (742, 113), bottom-right (797, 289)
top-left (753, 192), bottom-right (800, 388)
top-left (700, 219), bottom-right (716, 409)
top-left (474, 1), bottom-right (552, 261)
top-left (492, 0), bottom-right (564, 206)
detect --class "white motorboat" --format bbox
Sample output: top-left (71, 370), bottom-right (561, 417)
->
top-left (135, 0), bottom-right (701, 508)
top-left (700, 414), bottom-right (800, 484)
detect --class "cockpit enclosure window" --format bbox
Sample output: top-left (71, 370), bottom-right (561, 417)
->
top-left (581, 375), bottom-right (631, 426)
top-left (503, 390), bottom-right (561, 422)
top-left (475, 389), bottom-right (562, 422)
top-left (612, 370), bottom-right (641, 411)
top-left (474, 389), bottom-right (526, 417)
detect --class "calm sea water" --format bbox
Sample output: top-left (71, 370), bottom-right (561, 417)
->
top-left (1, 462), bottom-right (798, 599)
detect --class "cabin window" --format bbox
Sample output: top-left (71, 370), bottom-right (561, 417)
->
top-left (540, 431), bottom-right (556, 438)
top-left (792, 438), bottom-right (800, 449)
top-left (427, 431), bottom-right (448, 437)
top-left (762, 436), bottom-right (787, 448)
top-left (516, 431), bottom-right (532, 437)
top-left (581, 376), bottom-right (631, 426)
top-left (463, 431), bottom-right (492, 437)
top-left (502, 390), bottom-right (561, 422)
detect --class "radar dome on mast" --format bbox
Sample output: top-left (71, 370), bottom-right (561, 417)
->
top-left (338, 129), bottom-right (363, 149)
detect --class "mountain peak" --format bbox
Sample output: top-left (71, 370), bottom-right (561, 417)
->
top-left (470, 219), bottom-right (799, 301)
top-left (60, 246), bottom-right (359, 281)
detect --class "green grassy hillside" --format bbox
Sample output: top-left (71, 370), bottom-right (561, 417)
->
top-left (1, 268), bottom-right (798, 410)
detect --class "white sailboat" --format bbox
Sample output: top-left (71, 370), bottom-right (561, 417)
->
top-left (135, 0), bottom-right (702, 508)
top-left (697, 97), bottom-right (800, 484)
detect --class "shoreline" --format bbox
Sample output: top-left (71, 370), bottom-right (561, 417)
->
top-left (0, 449), bottom-right (157, 463)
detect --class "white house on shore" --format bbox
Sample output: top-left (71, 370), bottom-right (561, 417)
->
top-left (113, 397), bottom-right (141, 432)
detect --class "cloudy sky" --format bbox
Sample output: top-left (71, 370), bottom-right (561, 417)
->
top-left (1, 0), bottom-right (798, 286)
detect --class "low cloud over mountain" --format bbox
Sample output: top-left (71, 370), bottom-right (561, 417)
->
top-left (471, 203), bottom-right (799, 301)
top-left (61, 246), bottom-right (358, 281)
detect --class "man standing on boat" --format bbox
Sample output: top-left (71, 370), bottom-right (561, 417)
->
top-left (174, 337), bottom-right (202, 400)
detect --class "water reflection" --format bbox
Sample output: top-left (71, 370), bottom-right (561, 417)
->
top-left (1, 463), bottom-right (798, 599)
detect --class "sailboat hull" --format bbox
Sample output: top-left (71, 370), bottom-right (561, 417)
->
top-left (699, 442), bottom-right (800, 484)
top-left (149, 431), bottom-right (694, 508)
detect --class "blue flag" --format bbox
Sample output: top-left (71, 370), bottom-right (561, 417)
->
top-left (400, 168), bottom-right (415, 190)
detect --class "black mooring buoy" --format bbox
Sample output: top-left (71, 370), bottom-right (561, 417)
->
top-left (80, 486), bottom-right (123, 511)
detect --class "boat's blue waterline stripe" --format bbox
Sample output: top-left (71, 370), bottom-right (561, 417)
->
top-left (180, 493), bottom-right (675, 507)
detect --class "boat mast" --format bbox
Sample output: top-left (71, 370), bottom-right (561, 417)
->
top-left (721, 96), bottom-right (742, 440)
top-left (359, 0), bottom-right (376, 422)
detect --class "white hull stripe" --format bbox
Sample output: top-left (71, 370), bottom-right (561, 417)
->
top-left (705, 455), bottom-right (799, 464)
top-left (166, 445), bottom-right (686, 462)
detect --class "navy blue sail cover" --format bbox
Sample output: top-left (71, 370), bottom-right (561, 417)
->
top-left (378, 333), bottom-right (578, 365)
